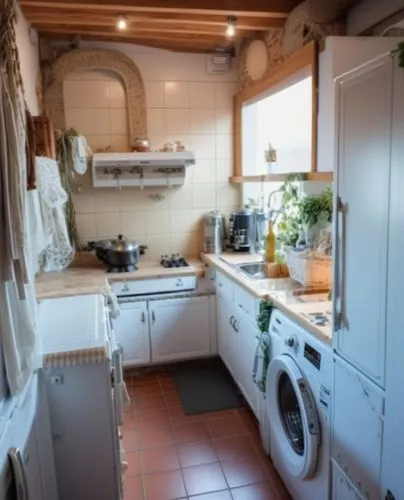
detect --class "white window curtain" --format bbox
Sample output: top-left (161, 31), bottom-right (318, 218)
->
top-left (0, 0), bottom-right (38, 395)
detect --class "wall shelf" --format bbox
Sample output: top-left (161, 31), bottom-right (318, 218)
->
top-left (229, 172), bottom-right (333, 184)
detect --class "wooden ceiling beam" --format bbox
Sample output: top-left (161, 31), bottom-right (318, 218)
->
top-left (39, 31), bottom-right (221, 52)
top-left (24, 12), bottom-right (285, 30)
top-left (36, 25), bottom-right (235, 43)
top-left (20, 0), bottom-right (298, 17)
top-left (30, 20), bottom-right (253, 37)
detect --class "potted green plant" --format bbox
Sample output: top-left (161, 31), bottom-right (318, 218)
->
top-left (299, 186), bottom-right (333, 246)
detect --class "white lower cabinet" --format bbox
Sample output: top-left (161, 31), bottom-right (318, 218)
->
top-left (150, 296), bottom-right (211, 362)
top-left (114, 295), bottom-right (214, 366)
top-left (217, 286), bottom-right (260, 418)
top-left (113, 301), bottom-right (150, 366)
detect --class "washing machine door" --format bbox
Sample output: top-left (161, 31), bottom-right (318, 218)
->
top-left (267, 355), bottom-right (320, 479)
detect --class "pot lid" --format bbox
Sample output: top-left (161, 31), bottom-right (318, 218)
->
top-left (109, 234), bottom-right (138, 252)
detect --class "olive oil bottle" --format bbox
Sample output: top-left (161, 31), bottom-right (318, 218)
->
top-left (265, 221), bottom-right (276, 263)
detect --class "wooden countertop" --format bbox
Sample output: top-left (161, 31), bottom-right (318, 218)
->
top-left (202, 252), bottom-right (332, 343)
top-left (35, 253), bottom-right (206, 300)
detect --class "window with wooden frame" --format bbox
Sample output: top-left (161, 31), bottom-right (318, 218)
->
top-left (232, 41), bottom-right (332, 183)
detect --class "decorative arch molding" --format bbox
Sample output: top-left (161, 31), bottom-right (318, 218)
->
top-left (44, 48), bottom-right (147, 140)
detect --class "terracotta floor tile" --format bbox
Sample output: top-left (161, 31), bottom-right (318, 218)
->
top-left (177, 440), bottom-right (218, 467)
top-left (159, 378), bottom-right (178, 392)
top-left (221, 457), bottom-right (268, 488)
top-left (237, 412), bottom-right (260, 435)
top-left (143, 470), bottom-right (186, 500)
top-left (124, 402), bottom-right (137, 414)
top-left (182, 463), bottom-right (228, 496)
top-left (130, 383), bottom-right (162, 397)
top-left (231, 482), bottom-right (279, 500)
top-left (123, 414), bottom-right (137, 431)
top-left (213, 436), bottom-right (258, 462)
top-left (134, 393), bottom-right (166, 412)
top-left (206, 416), bottom-right (246, 439)
top-left (130, 374), bottom-right (159, 386)
top-left (125, 451), bottom-right (141, 477)
top-left (138, 426), bottom-right (174, 449)
top-left (141, 445), bottom-right (180, 474)
top-left (136, 408), bottom-right (170, 430)
top-left (123, 476), bottom-right (144, 500)
top-left (164, 391), bottom-right (183, 407)
top-left (172, 422), bottom-right (210, 444)
top-left (188, 491), bottom-right (232, 499)
top-left (122, 430), bottom-right (138, 452)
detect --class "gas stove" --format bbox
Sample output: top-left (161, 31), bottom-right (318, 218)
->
top-left (106, 264), bottom-right (137, 273)
top-left (160, 254), bottom-right (189, 268)
top-left (301, 310), bottom-right (332, 327)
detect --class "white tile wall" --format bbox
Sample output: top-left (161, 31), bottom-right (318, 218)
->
top-left (64, 44), bottom-right (241, 257)
top-left (63, 70), bottom-right (128, 153)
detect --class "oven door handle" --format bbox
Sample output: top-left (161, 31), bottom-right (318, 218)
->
top-left (8, 447), bottom-right (30, 500)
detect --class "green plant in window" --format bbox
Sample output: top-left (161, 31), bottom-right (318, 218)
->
top-left (277, 174), bottom-right (303, 247)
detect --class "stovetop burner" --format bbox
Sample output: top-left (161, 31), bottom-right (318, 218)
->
top-left (302, 311), bottom-right (332, 327)
top-left (107, 264), bottom-right (137, 273)
top-left (160, 254), bottom-right (189, 269)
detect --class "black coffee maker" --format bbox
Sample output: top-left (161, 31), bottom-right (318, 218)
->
top-left (229, 209), bottom-right (255, 252)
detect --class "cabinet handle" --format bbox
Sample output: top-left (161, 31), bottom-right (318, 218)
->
top-left (336, 196), bottom-right (348, 330)
top-left (218, 282), bottom-right (223, 288)
top-left (151, 311), bottom-right (156, 323)
top-left (141, 311), bottom-right (146, 323)
top-left (8, 447), bottom-right (29, 500)
top-left (234, 319), bottom-right (239, 333)
top-left (229, 315), bottom-right (234, 327)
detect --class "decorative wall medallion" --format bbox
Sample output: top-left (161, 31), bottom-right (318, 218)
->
top-left (44, 49), bottom-right (147, 140)
top-left (246, 39), bottom-right (268, 82)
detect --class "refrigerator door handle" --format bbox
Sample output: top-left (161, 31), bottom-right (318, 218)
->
top-left (8, 447), bottom-right (30, 500)
top-left (336, 197), bottom-right (348, 331)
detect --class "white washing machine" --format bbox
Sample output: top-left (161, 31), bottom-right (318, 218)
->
top-left (266, 309), bottom-right (332, 500)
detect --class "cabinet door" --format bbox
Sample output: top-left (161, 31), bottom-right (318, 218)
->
top-left (334, 54), bottom-right (393, 385)
top-left (382, 61), bottom-right (404, 500)
top-left (234, 314), bottom-right (259, 417)
top-left (113, 301), bottom-right (150, 366)
top-left (216, 291), bottom-right (235, 374)
top-left (25, 420), bottom-right (45, 500)
top-left (150, 296), bottom-right (210, 363)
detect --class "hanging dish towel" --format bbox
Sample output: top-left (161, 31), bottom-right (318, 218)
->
top-left (252, 331), bottom-right (271, 394)
top-left (72, 135), bottom-right (91, 175)
top-left (36, 156), bottom-right (75, 271)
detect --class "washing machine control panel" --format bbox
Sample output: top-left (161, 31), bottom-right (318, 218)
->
top-left (304, 342), bottom-right (321, 370)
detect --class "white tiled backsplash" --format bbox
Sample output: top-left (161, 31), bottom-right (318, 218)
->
top-left (64, 42), bottom-right (240, 259)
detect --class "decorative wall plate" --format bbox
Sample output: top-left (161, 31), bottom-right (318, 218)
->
top-left (245, 39), bottom-right (269, 81)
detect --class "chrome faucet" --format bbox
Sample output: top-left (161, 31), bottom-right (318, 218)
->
top-left (267, 188), bottom-right (284, 223)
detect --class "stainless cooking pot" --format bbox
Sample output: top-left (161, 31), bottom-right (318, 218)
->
top-left (92, 234), bottom-right (146, 268)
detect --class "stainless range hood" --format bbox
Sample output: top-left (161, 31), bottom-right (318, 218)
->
top-left (91, 151), bottom-right (196, 188)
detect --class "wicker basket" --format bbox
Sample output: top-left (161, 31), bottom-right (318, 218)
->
top-left (285, 249), bottom-right (332, 288)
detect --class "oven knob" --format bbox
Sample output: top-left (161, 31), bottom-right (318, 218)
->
top-left (285, 336), bottom-right (296, 348)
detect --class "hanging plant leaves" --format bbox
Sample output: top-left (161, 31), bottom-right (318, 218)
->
top-left (391, 42), bottom-right (404, 68)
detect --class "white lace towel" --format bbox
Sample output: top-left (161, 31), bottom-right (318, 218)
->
top-left (72, 136), bottom-right (91, 175)
top-left (36, 156), bottom-right (75, 271)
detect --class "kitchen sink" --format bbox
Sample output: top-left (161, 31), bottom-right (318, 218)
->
top-left (237, 262), bottom-right (268, 280)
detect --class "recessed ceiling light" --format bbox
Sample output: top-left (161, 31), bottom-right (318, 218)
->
top-left (116, 15), bottom-right (128, 31)
top-left (226, 16), bottom-right (237, 38)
